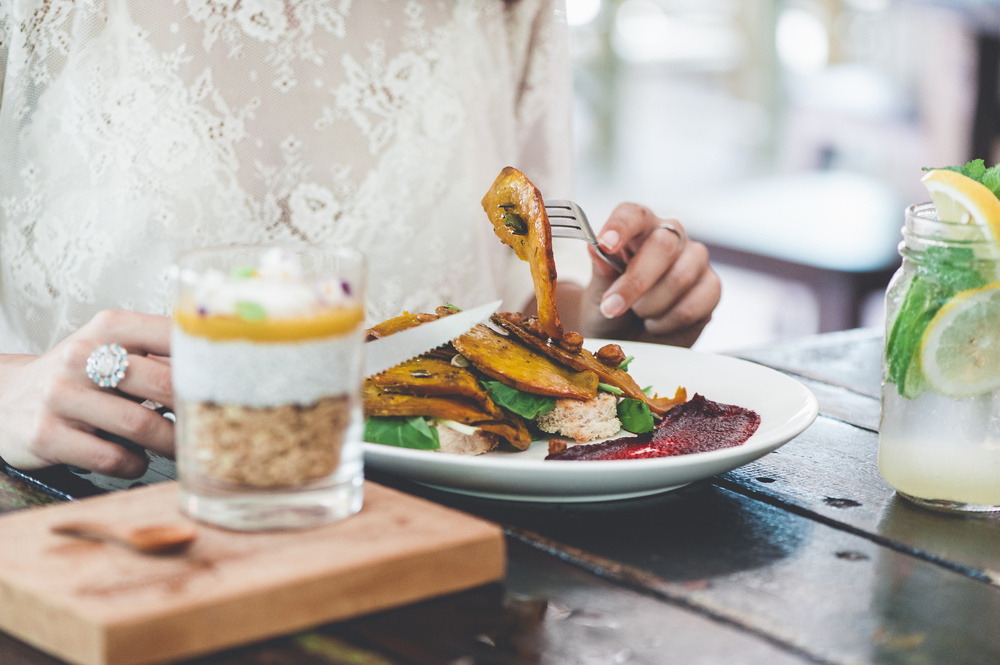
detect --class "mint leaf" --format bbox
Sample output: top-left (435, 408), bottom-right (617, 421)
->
top-left (966, 159), bottom-right (987, 180)
top-left (235, 301), bottom-right (267, 321)
top-left (885, 245), bottom-right (988, 397)
top-left (617, 399), bottom-right (654, 434)
top-left (364, 416), bottom-right (440, 450)
top-left (481, 380), bottom-right (556, 419)
top-left (982, 166), bottom-right (1000, 198)
top-left (885, 276), bottom-right (948, 396)
top-left (923, 160), bottom-right (1000, 199)
top-left (231, 265), bottom-right (256, 279)
top-left (923, 165), bottom-right (970, 176)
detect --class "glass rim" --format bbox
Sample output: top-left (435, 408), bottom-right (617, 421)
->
top-left (906, 201), bottom-right (942, 221)
top-left (903, 201), bottom-right (997, 247)
top-left (905, 201), bottom-right (976, 228)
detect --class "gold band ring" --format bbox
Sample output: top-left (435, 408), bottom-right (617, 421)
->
top-left (658, 222), bottom-right (685, 248)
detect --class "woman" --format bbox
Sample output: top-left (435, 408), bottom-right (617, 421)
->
top-left (0, 0), bottom-right (719, 477)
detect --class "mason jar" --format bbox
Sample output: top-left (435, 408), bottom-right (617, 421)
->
top-left (880, 202), bottom-right (1000, 512)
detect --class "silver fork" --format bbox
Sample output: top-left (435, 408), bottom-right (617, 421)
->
top-left (544, 200), bottom-right (625, 273)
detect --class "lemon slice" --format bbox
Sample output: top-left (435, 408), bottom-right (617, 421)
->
top-left (921, 169), bottom-right (1000, 242)
top-left (920, 282), bottom-right (1000, 398)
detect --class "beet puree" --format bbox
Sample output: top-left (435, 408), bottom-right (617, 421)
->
top-left (545, 394), bottom-right (760, 461)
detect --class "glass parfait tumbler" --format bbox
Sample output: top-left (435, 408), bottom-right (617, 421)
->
top-left (170, 245), bottom-right (366, 530)
top-left (880, 203), bottom-right (1000, 512)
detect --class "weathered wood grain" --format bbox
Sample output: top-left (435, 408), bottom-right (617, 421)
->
top-left (737, 328), bottom-right (883, 399)
top-left (0, 539), bottom-right (815, 665)
top-left (792, 376), bottom-right (880, 432)
top-left (372, 472), bottom-right (1000, 665)
top-left (720, 416), bottom-right (1000, 580)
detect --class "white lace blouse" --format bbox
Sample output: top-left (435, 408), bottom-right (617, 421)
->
top-left (0, 0), bottom-right (573, 353)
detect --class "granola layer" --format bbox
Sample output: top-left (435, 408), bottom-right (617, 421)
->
top-left (180, 395), bottom-right (354, 487)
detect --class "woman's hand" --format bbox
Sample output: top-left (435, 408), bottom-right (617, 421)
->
top-left (0, 311), bottom-right (173, 478)
top-left (574, 203), bottom-right (721, 347)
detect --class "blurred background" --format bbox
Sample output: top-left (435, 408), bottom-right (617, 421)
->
top-left (565, 0), bottom-right (999, 351)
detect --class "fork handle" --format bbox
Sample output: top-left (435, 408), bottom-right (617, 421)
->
top-left (593, 245), bottom-right (626, 274)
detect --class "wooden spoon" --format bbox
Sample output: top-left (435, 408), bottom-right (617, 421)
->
top-left (51, 521), bottom-right (197, 555)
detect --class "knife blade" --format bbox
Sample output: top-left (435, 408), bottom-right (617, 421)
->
top-left (364, 300), bottom-right (502, 376)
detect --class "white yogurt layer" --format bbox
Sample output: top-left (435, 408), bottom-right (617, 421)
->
top-left (172, 326), bottom-right (363, 407)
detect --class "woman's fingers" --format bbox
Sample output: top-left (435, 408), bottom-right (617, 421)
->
top-left (30, 419), bottom-right (149, 478)
top-left (0, 310), bottom-right (174, 476)
top-left (596, 202), bottom-right (661, 255)
top-left (56, 313), bottom-right (173, 406)
top-left (599, 224), bottom-right (685, 318)
top-left (53, 383), bottom-right (175, 457)
top-left (580, 201), bottom-right (719, 345)
top-left (642, 269), bottom-right (722, 338)
top-left (78, 311), bottom-right (171, 357)
top-left (58, 338), bottom-right (173, 407)
top-left (114, 355), bottom-right (174, 409)
top-left (641, 315), bottom-right (713, 349)
top-left (630, 241), bottom-right (712, 321)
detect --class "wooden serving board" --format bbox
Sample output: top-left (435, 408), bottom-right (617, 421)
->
top-left (0, 481), bottom-right (505, 665)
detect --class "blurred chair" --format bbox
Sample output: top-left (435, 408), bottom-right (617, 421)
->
top-left (673, 170), bottom-right (902, 332)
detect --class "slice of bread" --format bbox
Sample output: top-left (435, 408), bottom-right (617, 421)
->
top-left (536, 393), bottom-right (621, 443)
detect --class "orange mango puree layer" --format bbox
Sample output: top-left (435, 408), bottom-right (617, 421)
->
top-left (174, 305), bottom-right (365, 342)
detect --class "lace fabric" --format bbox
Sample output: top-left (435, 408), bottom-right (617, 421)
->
top-left (0, 0), bottom-right (573, 353)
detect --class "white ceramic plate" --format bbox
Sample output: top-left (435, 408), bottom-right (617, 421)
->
top-left (363, 340), bottom-right (819, 502)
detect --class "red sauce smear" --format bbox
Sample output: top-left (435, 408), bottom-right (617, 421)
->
top-left (545, 394), bottom-right (760, 461)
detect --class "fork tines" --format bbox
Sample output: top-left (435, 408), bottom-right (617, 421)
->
top-left (544, 199), bottom-right (597, 243)
top-left (544, 199), bottom-right (625, 273)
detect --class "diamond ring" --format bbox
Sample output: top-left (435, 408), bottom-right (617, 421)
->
top-left (86, 344), bottom-right (129, 389)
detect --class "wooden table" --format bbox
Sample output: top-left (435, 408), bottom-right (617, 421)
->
top-left (3, 328), bottom-right (999, 665)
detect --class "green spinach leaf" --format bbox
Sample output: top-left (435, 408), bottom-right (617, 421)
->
top-left (364, 416), bottom-right (440, 450)
top-left (480, 380), bottom-right (556, 419)
top-left (617, 399), bottom-right (655, 434)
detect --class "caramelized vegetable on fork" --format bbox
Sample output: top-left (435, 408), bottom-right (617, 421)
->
top-left (481, 167), bottom-right (563, 341)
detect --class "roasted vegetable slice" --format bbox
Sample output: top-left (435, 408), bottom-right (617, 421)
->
top-left (478, 416), bottom-right (532, 450)
top-left (364, 381), bottom-right (530, 449)
top-left (366, 311), bottom-right (438, 340)
top-left (454, 324), bottom-right (598, 400)
top-left (493, 312), bottom-right (686, 416)
top-left (646, 387), bottom-right (688, 415)
top-left (482, 167), bottom-right (562, 341)
top-left (370, 357), bottom-right (502, 417)
top-left (364, 380), bottom-right (497, 424)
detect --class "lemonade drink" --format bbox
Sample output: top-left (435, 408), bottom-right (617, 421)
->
top-left (880, 389), bottom-right (1000, 506)
top-left (171, 246), bottom-right (366, 530)
top-left (880, 166), bottom-right (1000, 512)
